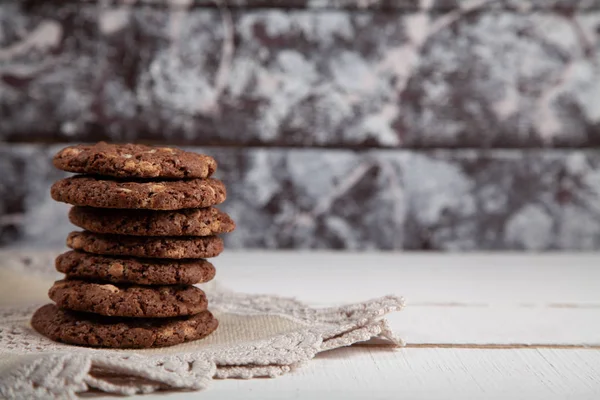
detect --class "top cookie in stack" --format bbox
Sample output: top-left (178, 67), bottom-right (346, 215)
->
top-left (53, 142), bottom-right (217, 179)
top-left (31, 142), bottom-right (234, 349)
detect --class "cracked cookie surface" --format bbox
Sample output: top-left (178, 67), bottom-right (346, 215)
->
top-left (67, 231), bottom-right (224, 259)
top-left (53, 142), bottom-right (217, 179)
top-left (56, 251), bottom-right (216, 285)
top-left (51, 176), bottom-right (226, 210)
top-left (48, 279), bottom-right (208, 317)
top-left (69, 206), bottom-right (235, 236)
top-left (31, 304), bottom-right (218, 348)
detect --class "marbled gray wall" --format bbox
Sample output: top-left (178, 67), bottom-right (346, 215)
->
top-left (2, 0), bottom-right (600, 250)
top-left (2, 0), bottom-right (600, 146)
top-left (3, 144), bottom-right (600, 251)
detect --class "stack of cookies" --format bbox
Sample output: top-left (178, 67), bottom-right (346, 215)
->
top-left (31, 142), bottom-right (234, 348)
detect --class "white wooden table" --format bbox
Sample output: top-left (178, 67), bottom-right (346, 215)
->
top-left (128, 252), bottom-right (600, 400)
top-left (11, 252), bottom-right (600, 399)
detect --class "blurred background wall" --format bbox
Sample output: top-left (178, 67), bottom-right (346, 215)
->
top-left (1, 0), bottom-right (600, 250)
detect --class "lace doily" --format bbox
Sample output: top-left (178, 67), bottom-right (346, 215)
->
top-left (0, 251), bottom-right (404, 399)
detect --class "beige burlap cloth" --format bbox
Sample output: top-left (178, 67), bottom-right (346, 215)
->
top-left (0, 251), bottom-right (404, 399)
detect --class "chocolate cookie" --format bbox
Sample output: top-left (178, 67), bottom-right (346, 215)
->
top-left (67, 231), bottom-right (224, 259)
top-left (49, 279), bottom-right (208, 317)
top-left (69, 206), bottom-right (235, 237)
top-left (51, 176), bottom-right (226, 210)
top-left (56, 251), bottom-right (216, 285)
top-left (53, 142), bottom-right (217, 179)
top-left (31, 304), bottom-right (218, 348)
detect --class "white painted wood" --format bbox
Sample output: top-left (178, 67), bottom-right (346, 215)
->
top-left (211, 252), bottom-right (600, 345)
top-left (392, 307), bottom-right (600, 345)
top-left (138, 347), bottom-right (600, 400)
top-left (5, 251), bottom-right (600, 398)
top-left (130, 252), bottom-right (600, 399)
top-left (214, 252), bottom-right (600, 304)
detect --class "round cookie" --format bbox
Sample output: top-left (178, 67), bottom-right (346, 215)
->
top-left (51, 176), bottom-right (226, 210)
top-left (56, 251), bottom-right (216, 285)
top-left (53, 142), bottom-right (217, 179)
top-left (48, 279), bottom-right (208, 318)
top-left (67, 231), bottom-right (224, 259)
top-left (31, 304), bottom-right (218, 348)
top-left (69, 206), bottom-right (235, 237)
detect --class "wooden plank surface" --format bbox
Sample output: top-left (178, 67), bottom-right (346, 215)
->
top-left (140, 347), bottom-right (600, 400)
top-left (213, 252), bottom-right (600, 345)
top-left (3, 251), bottom-right (600, 398)
top-left (151, 252), bottom-right (600, 399)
